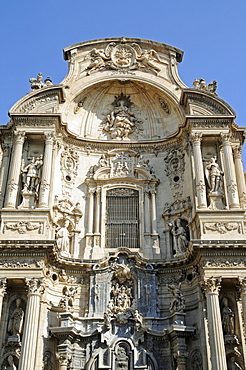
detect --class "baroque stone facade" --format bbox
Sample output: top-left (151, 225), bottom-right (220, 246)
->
top-left (0, 37), bottom-right (246, 370)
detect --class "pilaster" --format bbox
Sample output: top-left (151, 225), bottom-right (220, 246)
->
top-left (233, 146), bottom-right (246, 208)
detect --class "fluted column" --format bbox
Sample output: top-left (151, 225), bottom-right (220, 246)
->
top-left (151, 190), bottom-right (157, 234)
top-left (38, 132), bottom-right (55, 208)
top-left (19, 278), bottom-right (44, 370)
top-left (203, 277), bottom-right (227, 370)
top-left (57, 354), bottom-right (71, 370)
top-left (233, 146), bottom-right (246, 208)
top-left (0, 143), bottom-right (11, 208)
top-left (0, 279), bottom-right (7, 320)
top-left (221, 133), bottom-right (240, 208)
top-left (190, 133), bottom-right (207, 208)
top-left (4, 131), bottom-right (25, 208)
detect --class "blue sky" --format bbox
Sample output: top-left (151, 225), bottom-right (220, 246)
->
top-left (1, 1), bottom-right (246, 160)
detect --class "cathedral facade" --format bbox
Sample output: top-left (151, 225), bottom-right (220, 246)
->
top-left (0, 37), bottom-right (246, 370)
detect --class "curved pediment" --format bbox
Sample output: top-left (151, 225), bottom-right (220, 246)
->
top-left (9, 86), bottom-right (64, 115)
top-left (61, 79), bottom-right (185, 141)
top-left (181, 89), bottom-right (236, 117)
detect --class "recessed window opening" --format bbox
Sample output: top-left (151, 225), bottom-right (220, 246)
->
top-left (106, 188), bottom-right (139, 248)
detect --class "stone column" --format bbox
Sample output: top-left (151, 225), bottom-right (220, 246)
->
top-left (57, 354), bottom-right (71, 370)
top-left (19, 278), bottom-right (44, 370)
top-left (0, 279), bottom-right (7, 320)
top-left (239, 278), bottom-right (246, 333)
top-left (233, 146), bottom-right (246, 208)
top-left (94, 187), bottom-right (101, 234)
top-left (144, 190), bottom-right (151, 233)
top-left (38, 131), bottom-right (55, 208)
top-left (221, 133), bottom-right (240, 208)
top-left (151, 190), bottom-right (157, 234)
top-left (203, 277), bottom-right (227, 369)
top-left (0, 143), bottom-right (12, 208)
top-left (4, 131), bottom-right (25, 208)
top-left (87, 188), bottom-right (95, 234)
top-left (190, 133), bottom-right (207, 208)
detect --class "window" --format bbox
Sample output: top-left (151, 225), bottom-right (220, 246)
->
top-left (105, 188), bottom-right (139, 248)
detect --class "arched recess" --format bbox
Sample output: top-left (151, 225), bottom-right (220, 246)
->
top-left (62, 77), bottom-right (186, 141)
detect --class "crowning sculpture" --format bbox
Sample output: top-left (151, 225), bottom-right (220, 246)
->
top-left (0, 37), bottom-right (246, 370)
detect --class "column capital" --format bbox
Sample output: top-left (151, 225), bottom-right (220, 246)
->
top-left (220, 132), bottom-right (231, 144)
top-left (14, 130), bottom-right (26, 143)
top-left (233, 145), bottom-right (242, 159)
top-left (44, 131), bottom-right (56, 143)
top-left (25, 278), bottom-right (45, 296)
top-left (57, 353), bottom-right (72, 366)
top-left (201, 276), bottom-right (222, 295)
top-left (190, 132), bottom-right (202, 144)
top-left (238, 278), bottom-right (246, 295)
top-left (0, 278), bottom-right (7, 297)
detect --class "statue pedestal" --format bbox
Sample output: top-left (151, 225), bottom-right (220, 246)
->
top-left (18, 190), bottom-right (36, 209)
top-left (208, 192), bottom-right (225, 210)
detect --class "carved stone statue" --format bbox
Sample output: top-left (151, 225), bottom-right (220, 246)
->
top-left (8, 298), bottom-right (24, 340)
top-left (167, 283), bottom-right (186, 314)
top-left (59, 286), bottom-right (77, 310)
top-left (56, 219), bottom-right (71, 256)
top-left (29, 73), bottom-right (53, 89)
top-left (193, 78), bottom-right (217, 94)
top-left (115, 347), bottom-right (129, 370)
top-left (170, 218), bottom-right (189, 256)
top-left (222, 297), bottom-right (234, 335)
top-left (102, 93), bottom-right (142, 140)
top-left (4, 355), bottom-right (17, 370)
top-left (22, 155), bottom-right (43, 192)
top-left (43, 352), bottom-right (53, 370)
top-left (205, 156), bottom-right (223, 194)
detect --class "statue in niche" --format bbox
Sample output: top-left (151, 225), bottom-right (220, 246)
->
top-left (222, 297), bottom-right (234, 335)
top-left (167, 283), bottom-right (186, 314)
top-left (7, 298), bottom-right (24, 341)
top-left (22, 155), bottom-right (43, 192)
top-left (115, 347), bottom-right (129, 370)
top-left (102, 93), bottom-right (142, 140)
top-left (205, 156), bottom-right (223, 194)
top-left (4, 355), bottom-right (17, 370)
top-left (56, 219), bottom-right (72, 256)
top-left (169, 218), bottom-right (189, 256)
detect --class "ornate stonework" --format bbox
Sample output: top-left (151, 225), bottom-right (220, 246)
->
top-left (0, 37), bottom-right (246, 370)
